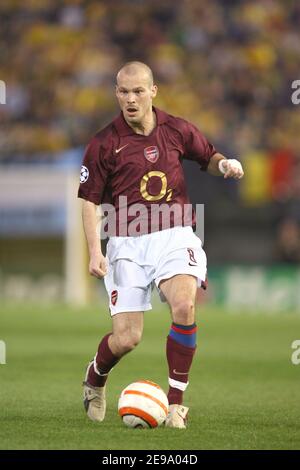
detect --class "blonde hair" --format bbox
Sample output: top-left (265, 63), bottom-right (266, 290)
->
top-left (116, 61), bottom-right (154, 86)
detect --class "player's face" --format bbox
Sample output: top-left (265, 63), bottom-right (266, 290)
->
top-left (116, 73), bottom-right (157, 124)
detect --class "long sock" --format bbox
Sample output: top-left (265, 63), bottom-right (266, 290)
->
top-left (166, 323), bottom-right (197, 405)
top-left (87, 333), bottom-right (120, 387)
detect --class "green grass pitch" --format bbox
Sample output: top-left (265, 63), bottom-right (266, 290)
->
top-left (0, 301), bottom-right (300, 450)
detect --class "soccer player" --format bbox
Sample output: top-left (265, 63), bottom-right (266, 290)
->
top-left (78, 61), bottom-right (244, 429)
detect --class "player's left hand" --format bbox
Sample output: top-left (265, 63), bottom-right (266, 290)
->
top-left (219, 159), bottom-right (244, 179)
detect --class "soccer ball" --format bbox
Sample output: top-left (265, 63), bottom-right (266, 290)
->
top-left (118, 380), bottom-right (169, 428)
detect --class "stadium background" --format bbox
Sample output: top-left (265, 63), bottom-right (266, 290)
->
top-left (0, 0), bottom-right (300, 450)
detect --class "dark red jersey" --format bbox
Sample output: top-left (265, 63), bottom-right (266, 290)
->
top-left (78, 107), bottom-right (217, 235)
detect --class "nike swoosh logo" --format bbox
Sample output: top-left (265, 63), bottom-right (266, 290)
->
top-left (173, 369), bottom-right (188, 375)
top-left (188, 263), bottom-right (197, 267)
top-left (115, 143), bottom-right (129, 154)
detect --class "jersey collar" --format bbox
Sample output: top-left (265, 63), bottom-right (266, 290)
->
top-left (113, 106), bottom-right (168, 136)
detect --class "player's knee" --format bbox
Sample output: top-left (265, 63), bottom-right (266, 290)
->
top-left (172, 299), bottom-right (195, 325)
top-left (117, 330), bottom-right (142, 354)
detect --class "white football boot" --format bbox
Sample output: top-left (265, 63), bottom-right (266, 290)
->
top-left (165, 404), bottom-right (189, 429)
top-left (83, 361), bottom-right (107, 422)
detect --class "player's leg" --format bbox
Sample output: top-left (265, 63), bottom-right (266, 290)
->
top-left (83, 253), bottom-right (152, 422)
top-left (159, 274), bottom-right (198, 428)
top-left (86, 311), bottom-right (144, 387)
top-left (83, 311), bottom-right (144, 422)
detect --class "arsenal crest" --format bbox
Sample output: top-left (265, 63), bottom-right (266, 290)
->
top-left (144, 146), bottom-right (159, 163)
top-left (111, 290), bottom-right (118, 306)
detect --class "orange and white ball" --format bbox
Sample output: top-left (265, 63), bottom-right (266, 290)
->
top-left (118, 380), bottom-right (169, 428)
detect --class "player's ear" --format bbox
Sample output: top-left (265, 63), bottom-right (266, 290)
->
top-left (151, 85), bottom-right (158, 98)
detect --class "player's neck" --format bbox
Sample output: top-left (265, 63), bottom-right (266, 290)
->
top-left (126, 109), bottom-right (156, 136)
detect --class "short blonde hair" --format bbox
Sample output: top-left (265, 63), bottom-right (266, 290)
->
top-left (116, 61), bottom-right (154, 86)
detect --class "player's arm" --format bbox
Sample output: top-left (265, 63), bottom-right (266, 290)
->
top-left (82, 199), bottom-right (107, 279)
top-left (207, 152), bottom-right (244, 179)
top-left (180, 120), bottom-right (244, 179)
top-left (78, 135), bottom-right (110, 278)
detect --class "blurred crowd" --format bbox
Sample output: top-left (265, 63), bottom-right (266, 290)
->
top-left (0, 0), bottom-right (300, 260)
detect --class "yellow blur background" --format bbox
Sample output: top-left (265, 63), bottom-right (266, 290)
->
top-left (0, 0), bottom-right (300, 310)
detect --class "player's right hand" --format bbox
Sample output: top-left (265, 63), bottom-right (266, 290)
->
top-left (89, 252), bottom-right (108, 278)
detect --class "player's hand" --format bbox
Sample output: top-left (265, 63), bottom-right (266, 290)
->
top-left (89, 252), bottom-right (108, 278)
top-left (219, 159), bottom-right (244, 179)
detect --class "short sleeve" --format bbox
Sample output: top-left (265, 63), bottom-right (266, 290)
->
top-left (182, 121), bottom-right (217, 171)
top-left (77, 137), bottom-right (109, 205)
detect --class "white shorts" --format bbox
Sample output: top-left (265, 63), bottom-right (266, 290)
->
top-left (104, 226), bottom-right (207, 315)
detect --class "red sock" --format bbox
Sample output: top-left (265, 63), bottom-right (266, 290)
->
top-left (87, 333), bottom-right (120, 387)
top-left (166, 335), bottom-right (196, 405)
